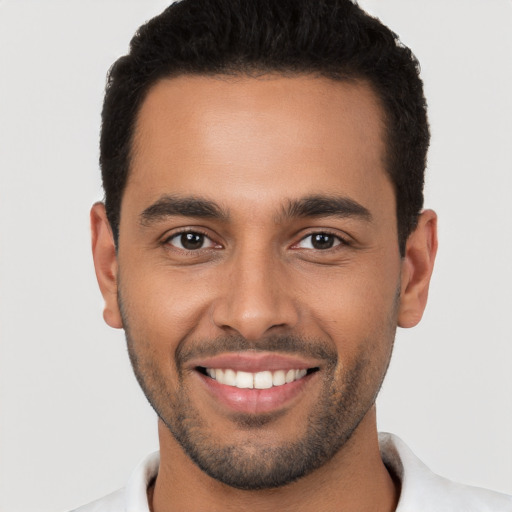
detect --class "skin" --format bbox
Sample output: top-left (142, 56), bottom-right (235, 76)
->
top-left (92, 75), bottom-right (437, 511)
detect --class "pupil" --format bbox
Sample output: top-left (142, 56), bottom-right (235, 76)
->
top-left (312, 233), bottom-right (334, 249)
top-left (181, 233), bottom-right (203, 250)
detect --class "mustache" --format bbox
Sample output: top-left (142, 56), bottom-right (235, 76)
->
top-left (176, 334), bottom-right (338, 366)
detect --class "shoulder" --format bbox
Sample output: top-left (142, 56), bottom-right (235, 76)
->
top-left (68, 451), bottom-right (160, 512)
top-left (379, 433), bottom-right (512, 512)
top-left (69, 488), bottom-right (125, 512)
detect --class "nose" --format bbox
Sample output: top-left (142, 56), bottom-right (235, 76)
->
top-left (211, 246), bottom-right (300, 340)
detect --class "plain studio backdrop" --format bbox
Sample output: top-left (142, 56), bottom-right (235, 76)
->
top-left (0, 1), bottom-right (511, 511)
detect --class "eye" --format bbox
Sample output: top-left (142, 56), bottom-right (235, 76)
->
top-left (295, 232), bottom-right (345, 250)
top-left (166, 231), bottom-right (217, 251)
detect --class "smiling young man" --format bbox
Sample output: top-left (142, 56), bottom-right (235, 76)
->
top-left (76, 1), bottom-right (512, 511)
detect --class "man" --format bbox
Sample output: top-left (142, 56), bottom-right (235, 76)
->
top-left (76, 0), bottom-right (512, 510)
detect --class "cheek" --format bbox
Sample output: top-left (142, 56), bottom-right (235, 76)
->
top-left (119, 264), bottom-right (216, 346)
top-left (301, 262), bottom-right (400, 358)
top-left (304, 264), bottom-right (399, 322)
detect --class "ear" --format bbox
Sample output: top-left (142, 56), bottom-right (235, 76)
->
top-left (398, 209), bottom-right (438, 328)
top-left (91, 202), bottom-right (123, 329)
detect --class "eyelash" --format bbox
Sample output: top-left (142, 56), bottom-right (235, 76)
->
top-left (162, 229), bottom-right (350, 253)
top-left (163, 229), bottom-right (221, 252)
top-left (293, 231), bottom-right (351, 251)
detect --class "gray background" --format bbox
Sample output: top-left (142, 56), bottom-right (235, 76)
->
top-left (0, 1), bottom-right (511, 511)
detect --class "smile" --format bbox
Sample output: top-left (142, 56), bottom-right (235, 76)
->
top-left (192, 353), bottom-right (323, 414)
top-left (197, 365), bottom-right (320, 414)
top-left (201, 368), bottom-right (314, 389)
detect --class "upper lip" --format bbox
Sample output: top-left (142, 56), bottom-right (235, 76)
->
top-left (190, 351), bottom-right (322, 373)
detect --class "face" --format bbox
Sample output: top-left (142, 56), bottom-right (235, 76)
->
top-left (93, 75), bottom-right (436, 489)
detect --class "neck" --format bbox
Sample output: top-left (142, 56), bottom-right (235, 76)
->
top-left (151, 407), bottom-right (399, 512)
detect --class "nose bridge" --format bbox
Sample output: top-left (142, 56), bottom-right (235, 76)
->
top-left (212, 237), bottom-right (298, 339)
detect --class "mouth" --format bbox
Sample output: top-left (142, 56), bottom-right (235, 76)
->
top-left (197, 366), bottom-right (318, 389)
top-left (191, 353), bottom-right (322, 415)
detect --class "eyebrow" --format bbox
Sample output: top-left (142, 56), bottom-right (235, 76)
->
top-left (139, 193), bottom-right (372, 227)
top-left (279, 195), bottom-right (372, 222)
top-left (140, 195), bottom-right (229, 226)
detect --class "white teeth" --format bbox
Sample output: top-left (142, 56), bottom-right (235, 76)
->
top-left (272, 370), bottom-right (286, 386)
top-left (235, 371), bottom-right (254, 389)
top-left (296, 369), bottom-right (307, 379)
top-left (206, 368), bottom-right (310, 389)
top-left (254, 371), bottom-right (273, 389)
top-left (223, 369), bottom-right (237, 386)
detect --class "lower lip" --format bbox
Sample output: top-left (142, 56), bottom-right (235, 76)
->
top-left (197, 371), bottom-right (316, 414)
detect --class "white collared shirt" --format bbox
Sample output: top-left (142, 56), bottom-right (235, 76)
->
top-left (71, 433), bottom-right (512, 511)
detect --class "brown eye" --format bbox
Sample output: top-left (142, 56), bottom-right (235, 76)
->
top-left (167, 231), bottom-right (215, 250)
top-left (311, 233), bottom-right (335, 249)
top-left (296, 232), bottom-right (344, 250)
top-left (181, 233), bottom-right (204, 250)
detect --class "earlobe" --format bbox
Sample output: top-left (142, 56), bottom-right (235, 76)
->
top-left (90, 202), bottom-right (123, 329)
top-left (398, 209), bottom-right (438, 328)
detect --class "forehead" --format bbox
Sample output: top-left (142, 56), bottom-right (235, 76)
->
top-left (127, 74), bottom-right (391, 218)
